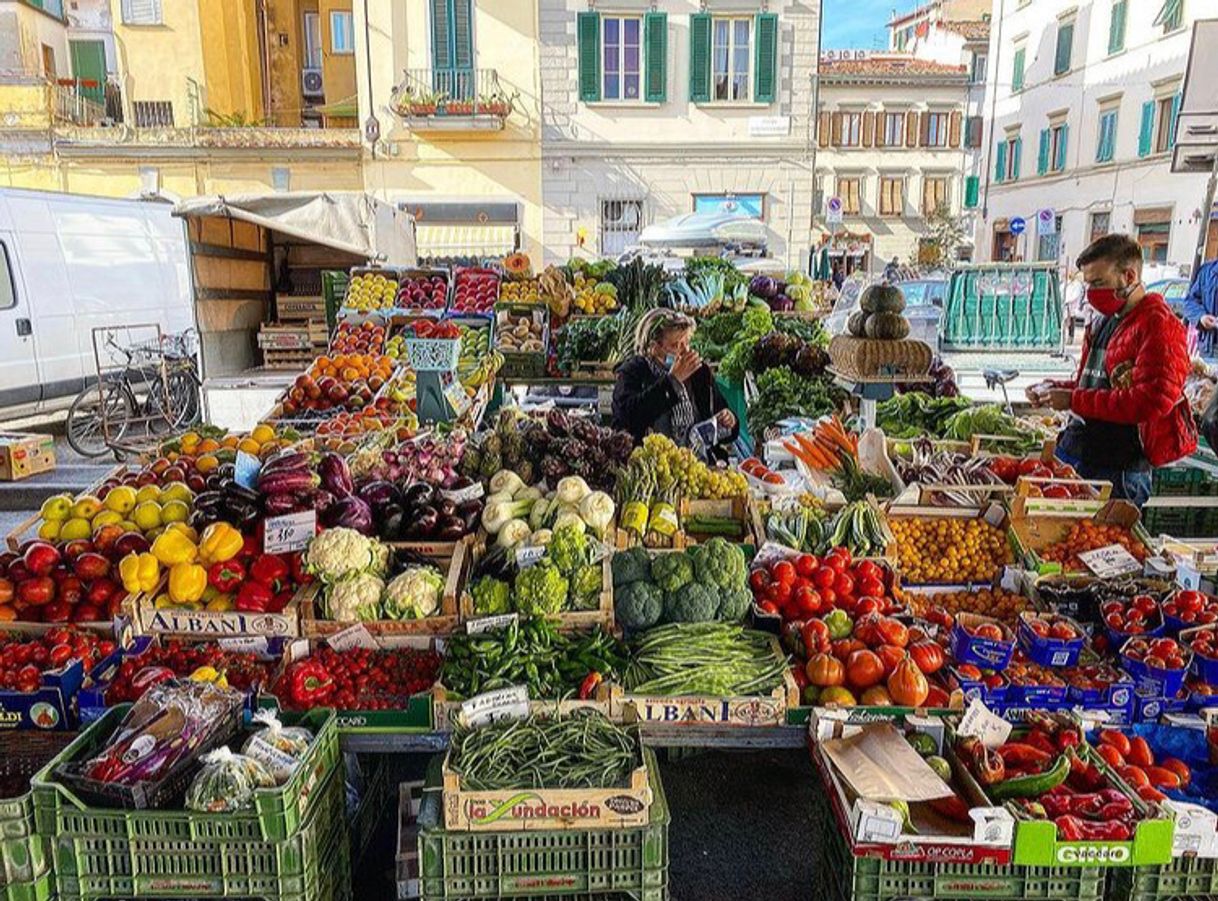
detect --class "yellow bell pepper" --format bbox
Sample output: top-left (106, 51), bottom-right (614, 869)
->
top-left (189, 665), bottom-right (229, 689)
top-left (151, 529), bottom-right (198, 566)
top-left (205, 593), bottom-right (234, 612)
top-left (153, 593), bottom-right (176, 609)
top-left (198, 522), bottom-right (243, 567)
top-left (118, 552), bottom-right (160, 595)
top-left (167, 561), bottom-right (206, 604)
top-left (167, 522), bottom-right (199, 543)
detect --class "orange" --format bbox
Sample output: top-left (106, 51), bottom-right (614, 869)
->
top-left (197, 437), bottom-right (220, 453)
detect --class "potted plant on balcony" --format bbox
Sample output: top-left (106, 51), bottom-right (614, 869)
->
top-left (391, 84), bottom-right (443, 118)
top-left (443, 97), bottom-right (474, 116)
top-left (478, 90), bottom-right (514, 118)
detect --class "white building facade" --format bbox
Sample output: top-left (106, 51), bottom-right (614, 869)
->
top-left (538, 0), bottom-right (819, 267)
top-left (976, 0), bottom-right (1212, 268)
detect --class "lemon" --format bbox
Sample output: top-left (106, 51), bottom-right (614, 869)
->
top-left (159, 483), bottom-right (194, 505)
top-left (37, 520), bottom-right (61, 541)
top-left (160, 500), bottom-right (189, 523)
top-left (135, 485), bottom-right (162, 505)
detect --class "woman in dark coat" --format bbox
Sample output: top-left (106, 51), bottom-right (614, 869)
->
top-left (611, 309), bottom-right (738, 460)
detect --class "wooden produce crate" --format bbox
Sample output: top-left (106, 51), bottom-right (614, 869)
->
top-left (677, 496), bottom-right (753, 546)
top-left (276, 295), bottom-right (328, 322)
top-left (259, 320), bottom-right (329, 370)
top-left (439, 744), bottom-right (653, 832)
top-left (613, 528), bottom-right (689, 551)
top-left (1008, 495), bottom-right (1151, 577)
top-left (884, 502), bottom-right (1014, 587)
top-left (4, 464), bottom-right (128, 552)
top-left (431, 681), bottom-right (616, 733)
top-left (459, 546), bottom-right (614, 632)
top-left (301, 540), bottom-right (467, 637)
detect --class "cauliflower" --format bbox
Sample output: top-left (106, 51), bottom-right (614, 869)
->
top-left (716, 587), bottom-right (753, 623)
top-left (651, 552), bottom-right (694, 594)
top-left (323, 571), bottom-right (384, 621)
top-left (383, 566), bottom-right (444, 620)
top-left (369, 540), bottom-right (391, 578)
top-left (471, 577), bottom-right (512, 616)
top-left (611, 547), bottom-right (652, 588)
top-left (546, 524), bottom-right (588, 576)
top-left (570, 564), bottom-right (602, 610)
top-left (689, 538), bottom-right (747, 591)
top-left (304, 528), bottom-right (374, 583)
top-left (664, 582), bottom-right (718, 624)
top-left (615, 581), bottom-right (663, 630)
top-left (513, 562), bottom-right (569, 618)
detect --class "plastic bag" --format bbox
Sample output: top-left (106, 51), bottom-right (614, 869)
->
top-left (185, 747), bottom-right (275, 813)
top-left (240, 709), bottom-right (312, 784)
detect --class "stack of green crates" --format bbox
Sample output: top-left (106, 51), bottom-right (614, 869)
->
top-left (31, 706), bottom-right (349, 901)
top-left (1145, 461), bottom-right (1218, 538)
top-left (410, 748), bottom-right (669, 900)
top-left (941, 266), bottom-right (1062, 351)
top-left (0, 732), bottom-right (75, 901)
top-left (1108, 858), bottom-right (1218, 901)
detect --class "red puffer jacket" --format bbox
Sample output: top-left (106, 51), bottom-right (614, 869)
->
top-left (1057, 292), bottom-right (1196, 466)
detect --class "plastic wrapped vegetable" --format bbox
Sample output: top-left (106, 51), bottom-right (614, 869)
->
top-left (240, 709), bottom-right (312, 784)
top-left (185, 747), bottom-right (275, 812)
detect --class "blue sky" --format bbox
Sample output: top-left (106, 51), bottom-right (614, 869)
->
top-left (822, 0), bottom-right (922, 49)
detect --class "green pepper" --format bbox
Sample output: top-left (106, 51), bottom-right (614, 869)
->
top-left (989, 754), bottom-right (1071, 801)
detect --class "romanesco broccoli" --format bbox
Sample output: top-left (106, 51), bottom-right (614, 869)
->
top-left (546, 524), bottom-right (588, 576)
top-left (471, 577), bottom-right (512, 616)
top-left (570, 564), bottom-right (602, 610)
top-left (513, 562), bottom-right (569, 617)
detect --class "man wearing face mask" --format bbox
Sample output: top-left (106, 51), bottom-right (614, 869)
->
top-left (612, 308), bottom-right (738, 460)
top-left (1026, 235), bottom-right (1196, 507)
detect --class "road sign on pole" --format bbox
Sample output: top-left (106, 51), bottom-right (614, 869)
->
top-left (826, 196), bottom-right (843, 227)
top-left (1010, 217), bottom-right (1026, 236)
top-left (1036, 209), bottom-right (1056, 236)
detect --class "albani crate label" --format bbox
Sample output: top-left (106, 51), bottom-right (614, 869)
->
top-left (145, 608), bottom-right (295, 637)
top-left (627, 694), bottom-right (784, 726)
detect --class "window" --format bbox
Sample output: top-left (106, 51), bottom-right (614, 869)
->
top-left (881, 112), bottom-right (904, 147)
top-left (879, 177), bottom-right (904, 216)
top-left (1049, 121), bottom-right (1068, 172)
top-left (922, 177), bottom-right (949, 216)
top-left (836, 177), bottom-right (862, 215)
top-left (132, 100), bottom-right (173, 127)
top-left (303, 13), bottom-right (322, 69)
top-left (840, 112), bottom-right (862, 147)
top-left (431, 0), bottom-right (474, 97)
top-left (693, 194), bottom-right (765, 219)
top-left (1136, 212), bottom-right (1172, 262)
top-left (330, 11), bottom-right (353, 54)
top-left (0, 241), bottom-right (15, 312)
top-left (1012, 46), bottom-right (1025, 93)
top-left (923, 112), bottom-right (949, 147)
top-left (1054, 19), bottom-right (1074, 75)
top-left (600, 199), bottom-right (643, 256)
top-left (1089, 211), bottom-right (1111, 243)
top-left (964, 115), bottom-right (984, 148)
top-left (602, 16), bottom-right (642, 100)
top-left (1156, 0), bottom-right (1184, 33)
top-left (120, 0), bottom-right (160, 25)
top-left (712, 17), bottom-right (751, 101)
top-left (581, 12), bottom-right (667, 104)
top-left (1108, 0), bottom-right (1127, 54)
top-left (995, 132), bottom-right (1022, 183)
top-left (1096, 108), bottom-right (1118, 162)
top-left (1155, 95), bottom-right (1180, 153)
top-left (970, 52), bottom-right (988, 84)
top-left (1038, 215), bottom-right (1062, 262)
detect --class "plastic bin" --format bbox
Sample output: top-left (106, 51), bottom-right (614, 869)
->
top-left (0, 732), bottom-right (77, 841)
top-left (1107, 857), bottom-right (1218, 901)
top-left (0, 871), bottom-right (53, 901)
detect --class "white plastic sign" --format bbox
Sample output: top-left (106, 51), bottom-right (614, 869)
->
top-left (460, 685), bottom-right (529, 727)
top-left (217, 636), bottom-right (269, 655)
top-left (442, 482), bottom-right (484, 505)
top-left (515, 546), bottom-right (546, 569)
top-left (263, 510), bottom-right (317, 554)
top-left (1078, 544), bottom-right (1141, 578)
top-left (466, 613), bottom-right (518, 634)
top-left (956, 699), bottom-right (1013, 749)
top-left (326, 623), bottom-right (378, 651)
top-left (1176, 563), bottom-right (1202, 591)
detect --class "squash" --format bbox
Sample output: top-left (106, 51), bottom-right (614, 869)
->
top-left (847, 310), bottom-right (869, 338)
top-left (887, 656), bottom-right (929, 707)
top-left (503, 252), bottom-right (533, 279)
top-left (860, 284), bottom-right (906, 315)
top-left (864, 312), bottom-right (910, 340)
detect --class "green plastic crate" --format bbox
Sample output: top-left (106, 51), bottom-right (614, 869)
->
top-left (1107, 856), bottom-right (1218, 901)
top-left (0, 837), bottom-right (47, 891)
top-left (349, 754), bottom-right (391, 864)
top-left (1151, 466), bottom-right (1209, 497)
top-left (0, 871), bottom-right (52, 901)
top-left (942, 266), bottom-right (1063, 351)
top-left (811, 780), bottom-right (1105, 901)
top-left (33, 706), bottom-right (339, 844)
top-left (1142, 507), bottom-right (1203, 538)
top-left (49, 767), bottom-right (346, 901)
top-left (416, 747), bottom-right (668, 900)
top-left (0, 732), bottom-right (77, 842)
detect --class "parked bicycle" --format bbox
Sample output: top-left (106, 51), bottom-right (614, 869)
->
top-left (66, 329), bottom-right (202, 458)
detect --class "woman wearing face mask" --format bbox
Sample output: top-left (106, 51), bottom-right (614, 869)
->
top-left (1026, 234), bottom-right (1196, 507)
top-left (611, 308), bottom-right (738, 459)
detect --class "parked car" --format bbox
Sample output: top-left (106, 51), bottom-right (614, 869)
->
top-left (1148, 277), bottom-right (1190, 318)
top-left (824, 276), bottom-right (945, 347)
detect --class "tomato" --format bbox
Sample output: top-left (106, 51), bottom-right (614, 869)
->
top-left (770, 561), bottom-right (796, 586)
top-left (794, 554), bottom-right (818, 578)
top-left (792, 586), bottom-right (823, 618)
top-left (876, 644), bottom-right (907, 677)
top-left (1161, 757), bottom-right (1190, 787)
top-left (758, 601), bottom-right (779, 616)
top-left (768, 581), bottom-right (793, 608)
top-left (801, 620), bottom-right (831, 656)
top-left (854, 560), bottom-right (882, 582)
top-left (875, 617), bottom-right (909, 649)
top-left (1118, 765), bottom-right (1149, 788)
top-left (1175, 590), bottom-right (1205, 612)
top-left (908, 640), bottom-right (945, 675)
top-left (812, 566), bottom-right (837, 591)
top-left (845, 649), bottom-right (884, 690)
top-left (806, 653), bottom-right (845, 687)
top-left (825, 552), bottom-right (850, 573)
top-left (833, 572), bottom-right (855, 597)
top-left (856, 577), bottom-right (885, 599)
top-left (971, 623), bottom-right (1004, 641)
top-left (748, 569), bottom-right (770, 593)
top-left (854, 596), bottom-right (881, 616)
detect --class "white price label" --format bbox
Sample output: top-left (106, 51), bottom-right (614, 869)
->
top-left (326, 623), bottom-right (378, 651)
top-left (460, 685), bottom-right (529, 727)
top-left (515, 545), bottom-right (546, 569)
top-left (466, 613), bottom-right (518, 634)
top-left (1078, 544), bottom-right (1142, 578)
top-left (263, 510), bottom-right (317, 554)
top-left (441, 482), bottom-right (485, 505)
top-left (217, 636), bottom-right (269, 655)
top-left (956, 699), bottom-right (1013, 749)
top-left (244, 734), bottom-right (300, 777)
top-left (441, 372), bottom-right (472, 416)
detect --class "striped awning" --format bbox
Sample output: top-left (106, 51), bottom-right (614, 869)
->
top-left (415, 223), bottom-right (516, 257)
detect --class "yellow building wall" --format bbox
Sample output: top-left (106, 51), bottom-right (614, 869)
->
top-left (108, 0), bottom-right (207, 126)
top-left (198, 0), bottom-right (263, 123)
top-left (264, 0), bottom-right (305, 127)
top-left (319, 0), bottom-right (356, 112)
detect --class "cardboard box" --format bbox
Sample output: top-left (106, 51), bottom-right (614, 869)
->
top-left (1009, 496), bottom-right (1150, 576)
top-left (0, 433), bottom-right (54, 482)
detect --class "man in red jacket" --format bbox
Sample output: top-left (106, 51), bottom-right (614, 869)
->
top-left (1027, 234), bottom-right (1195, 506)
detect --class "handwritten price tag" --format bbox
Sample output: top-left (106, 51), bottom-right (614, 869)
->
top-left (460, 685), bottom-right (529, 728)
top-left (1078, 544), bottom-right (1141, 578)
top-left (326, 623), bottom-right (378, 651)
top-left (957, 699), bottom-right (1012, 749)
top-left (466, 613), bottom-right (518, 634)
top-left (217, 636), bottom-right (269, 655)
top-left (263, 510), bottom-right (317, 554)
top-left (515, 546), bottom-right (546, 569)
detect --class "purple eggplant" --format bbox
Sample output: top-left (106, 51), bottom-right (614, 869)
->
top-left (358, 480), bottom-right (401, 510)
top-left (402, 506), bottom-right (439, 539)
top-left (321, 496), bottom-right (374, 534)
top-left (436, 515), bottom-right (467, 541)
top-left (318, 452), bottom-right (354, 498)
top-left (263, 493), bottom-right (299, 516)
top-left (403, 482), bottom-right (436, 510)
top-left (457, 500), bottom-right (483, 532)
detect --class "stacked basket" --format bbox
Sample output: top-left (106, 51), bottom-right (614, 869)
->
top-left (0, 732), bottom-right (76, 901)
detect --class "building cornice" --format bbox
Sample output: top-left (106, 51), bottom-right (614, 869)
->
top-left (541, 140), bottom-right (811, 157)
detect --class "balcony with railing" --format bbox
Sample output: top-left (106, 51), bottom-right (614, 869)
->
top-left (390, 68), bottom-right (515, 131)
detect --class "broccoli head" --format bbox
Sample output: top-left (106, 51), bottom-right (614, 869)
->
top-left (664, 582), bottom-right (719, 624)
top-left (716, 587), bottom-right (753, 623)
top-left (471, 577), bottom-right (512, 616)
top-left (513, 562), bottom-right (569, 618)
top-left (616, 581), bottom-right (663, 631)
top-left (651, 552), bottom-right (694, 594)
top-left (547, 524), bottom-right (588, 576)
top-left (690, 538), bottom-right (747, 591)
top-left (570, 563), bottom-right (602, 610)
top-left (611, 547), bottom-right (652, 588)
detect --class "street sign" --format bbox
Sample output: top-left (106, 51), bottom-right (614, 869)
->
top-left (826, 196), bottom-right (843, 226)
top-left (1009, 217), bottom-right (1026, 236)
top-left (1036, 209), bottom-right (1056, 236)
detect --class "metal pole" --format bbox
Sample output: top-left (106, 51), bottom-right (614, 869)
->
top-left (980, 0), bottom-right (1005, 225)
top-left (808, 3), bottom-right (825, 272)
top-left (1194, 151), bottom-right (1218, 275)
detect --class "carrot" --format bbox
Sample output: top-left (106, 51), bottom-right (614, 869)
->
top-left (783, 440), bottom-right (819, 470)
top-left (794, 434), bottom-right (836, 470)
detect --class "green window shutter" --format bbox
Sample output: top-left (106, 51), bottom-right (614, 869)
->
top-left (1054, 22), bottom-right (1073, 75)
top-left (1168, 93), bottom-right (1181, 149)
top-left (1012, 137), bottom-right (1023, 180)
top-left (577, 12), bottom-right (601, 103)
top-left (1108, 0), bottom-right (1127, 53)
top-left (753, 13), bottom-right (778, 104)
top-left (452, 0), bottom-right (473, 72)
top-left (1138, 100), bottom-right (1155, 157)
top-left (689, 13), bottom-right (711, 103)
top-left (995, 141), bottom-right (1007, 183)
top-left (643, 12), bottom-right (668, 103)
top-left (431, 0), bottom-right (452, 70)
top-left (1097, 113), bottom-right (1114, 162)
top-left (1037, 128), bottom-right (1051, 175)
top-left (964, 175), bottom-right (980, 209)
top-left (1056, 124), bottom-right (1069, 170)
top-left (1012, 48), bottom-right (1025, 93)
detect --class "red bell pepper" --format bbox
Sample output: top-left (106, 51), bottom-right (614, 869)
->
top-left (236, 581), bottom-right (273, 613)
top-left (579, 671), bottom-right (603, 700)
top-left (1023, 729), bottom-right (1057, 755)
top-left (998, 742), bottom-right (1052, 767)
top-left (207, 559), bottom-right (246, 593)
top-left (239, 533), bottom-right (261, 561)
top-left (269, 589), bottom-right (294, 613)
top-left (288, 659), bottom-right (333, 707)
top-left (288, 551), bottom-right (313, 586)
top-left (929, 794), bottom-right (972, 824)
top-left (249, 554), bottom-right (290, 591)
top-left (1055, 815), bottom-right (1131, 841)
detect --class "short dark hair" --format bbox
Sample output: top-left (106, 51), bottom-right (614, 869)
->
top-left (1077, 234), bottom-right (1142, 271)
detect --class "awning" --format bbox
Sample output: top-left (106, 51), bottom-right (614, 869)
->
top-left (173, 192), bottom-right (416, 265)
top-left (415, 223), bottom-right (517, 258)
top-left (317, 96), bottom-right (357, 118)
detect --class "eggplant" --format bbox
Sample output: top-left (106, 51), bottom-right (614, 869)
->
top-left (217, 462), bottom-right (236, 480)
top-left (435, 515), bottom-right (467, 541)
top-left (403, 482), bottom-right (436, 510)
top-left (224, 480), bottom-right (261, 505)
top-left (193, 490), bottom-right (225, 513)
top-left (381, 509), bottom-right (405, 541)
top-left (204, 472), bottom-right (227, 492)
top-left (263, 493), bottom-right (299, 516)
top-left (260, 449), bottom-right (310, 475)
top-left (456, 500), bottom-right (482, 532)
top-left (318, 452), bottom-right (354, 498)
top-left (436, 498), bottom-right (457, 519)
top-left (358, 480), bottom-right (401, 510)
top-left (258, 467), bottom-right (318, 496)
top-left (311, 489), bottom-right (336, 513)
top-left (402, 506), bottom-right (439, 539)
top-left (321, 496), bottom-right (374, 534)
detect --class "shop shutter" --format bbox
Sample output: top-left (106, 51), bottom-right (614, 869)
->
top-left (1037, 129), bottom-right (1051, 175)
top-left (964, 175), bottom-right (980, 209)
top-left (577, 12), bottom-right (601, 103)
top-left (689, 13), bottom-right (712, 102)
top-left (753, 13), bottom-right (778, 103)
top-left (817, 111), bottom-right (830, 148)
top-left (949, 110), bottom-right (962, 148)
top-left (905, 111), bottom-right (919, 147)
top-left (1137, 101), bottom-right (1154, 157)
top-left (643, 13), bottom-right (668, 103)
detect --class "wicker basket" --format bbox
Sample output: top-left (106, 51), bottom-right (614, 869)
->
top-left (828, 335), bottom-right (933, 380)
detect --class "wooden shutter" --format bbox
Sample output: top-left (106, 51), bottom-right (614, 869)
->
top-left (862, 111), bottom-right (875, 147)
top-left (964, 175), bottom-right (980, 209)
top-left (1138, 100), bottom-right (1154, 157)
top-left (1168, 93), bottom-right (1181, 149)
top-left (1054, 21), bottom-right (1073, 74)
top-left (818, 111), bottom-right (831, 148)
top-left (644, 13), bottom-right (668, 103)
top-left (948, 111), bottom-right (962, 148)
top-left (905, 111), bottom-right (919, 147)
top-left (431, 0), bottom-right (452, 69)
top-left (1037, 129), bottom-right (1050, 175)
top-left (1012, 137), bottom-right (1023, 180)
top-left (964, 115), bottom-right (983, 148)
top-left (874, 114), bottom-right (885, 148)
top-left (994, 141), bottom-right (1007, 183)
top-left (577, 12), bottom-right (601, 103)
top-left (831, 112), bottom-right (843, 146)
top-left (1108, 0), bottom-right (1127, 54)
top-left (753, 13), bottom-right (778, 103)
top-left (689, 13), bottom-right (711, 102)
top-left (452, 0), bottom-right (473, 71)
top-left (1056, 124), bottom-right (1069, 170)
top-left (919, 113), bottom-right (931, 147)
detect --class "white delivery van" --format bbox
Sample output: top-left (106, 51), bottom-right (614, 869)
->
top-left (0, 188), bottom-right (195, 418)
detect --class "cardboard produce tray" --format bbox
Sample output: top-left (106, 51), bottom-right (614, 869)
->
top-left (127, 578), bottom-right (303, 639)
top-left (1009, 496), bottom-right (1152, 576)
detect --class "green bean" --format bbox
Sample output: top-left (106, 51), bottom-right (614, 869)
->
top-left (623, 622), bottom-right (789, 696)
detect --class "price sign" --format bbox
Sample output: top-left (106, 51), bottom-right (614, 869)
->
top-left (515, 545), bottom-right (546, 569)
top-left (263, 510), bottom-right (317, 554)
top-left (1078, 544), bottom-right (1142, 578)
top-left (234, 451), bottom-right (261, 490)
top-left (460, 685), bottom-right (529, 728)
top-left (466, 613), bottom-right (518, 634)
top-left (441, 372), bottom-right (472, 417)
top-left (326, 623), bottom-right (378, 651)
top-left (442, 482), bottom-right (485, 504)
top-left (1176, 563), bottom-right (1202, 591)
top-left (217, 636), bottom-right (269, 655)
top-left (957, 699), bottom-right (1013, 749)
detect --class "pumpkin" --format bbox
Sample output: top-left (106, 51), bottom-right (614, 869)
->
top-left (805, 652), bottom-right (845, 687)
top-left (845, 649), bottom-right (885, 690)
top-left (503, 252), bottom-right (533, 278)
top-left (860, 283), bottom-right (906, 314)
top-left (847, 309), bottom-right (869, 337)
top-left (887, 656), bottom-right (930, 707)
top-left (865, 312), bottom-right (911, 340)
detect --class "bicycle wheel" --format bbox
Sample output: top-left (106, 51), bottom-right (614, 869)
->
top-left (67, 380), bottom-right (135, 457)
top-left (147, 366), bottom-right (201, 433)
